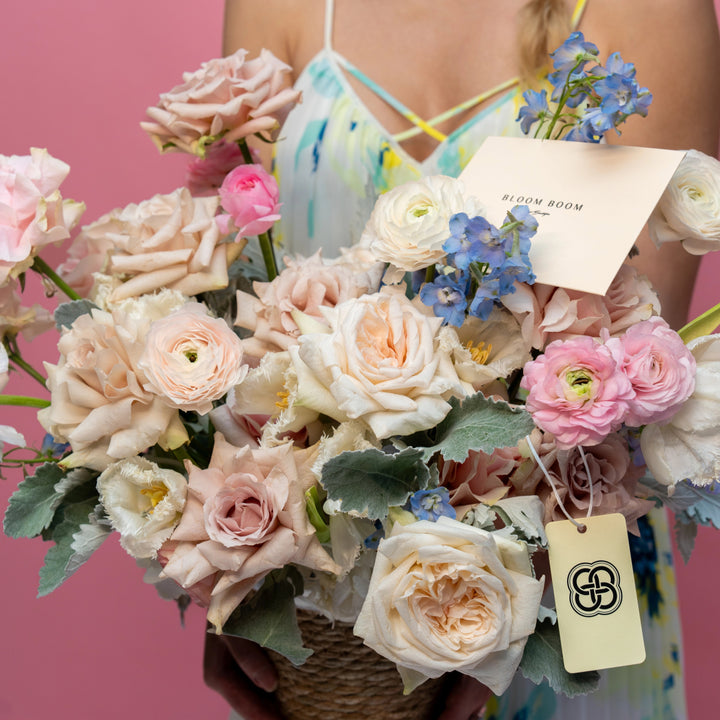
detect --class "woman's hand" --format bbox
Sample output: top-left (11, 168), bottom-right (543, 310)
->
top-left (203, 632), bottom-right (285, 720)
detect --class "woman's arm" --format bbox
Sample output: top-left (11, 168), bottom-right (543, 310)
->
top-left (583, 0), bottom-right (720, 328)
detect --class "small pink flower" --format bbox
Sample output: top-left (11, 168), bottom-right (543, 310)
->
top-left (618, 317), bottom-right (696, 426)
top-left (186, 141), bottom-right (246, 197)
top-left (216, 164), bottom-right (280, 237)
top-left (521, 336), bottom-right (634, 448)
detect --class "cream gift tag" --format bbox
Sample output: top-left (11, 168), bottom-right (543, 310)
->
top-left (546, 513), bottom-right (645, 674)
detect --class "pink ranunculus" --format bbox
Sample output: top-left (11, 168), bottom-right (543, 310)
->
top-left (186, 140), bottom-right (246, 197)
top-left (161, 435), bottom-right (340, 631)
top-left (235, 250), bottom-right (383, 359)
top-left (216, 163), bottom-right (280, 238)
top-left (141, 48), bottom-right (302, 156)
top-left (521, 336), bottom-right (634, 449)
top-left (0, 278), bottom-right (54, 341)
top-left (533, 433), bottom-right (653, 534)
top-left (137, 303), bottom-right (248, 415)
top-left (0, 148), bottom-right (85, 286)
top-left (502, 264), bottom-right (659, 351)
top-left (618, 317), bottom-right (696, 426)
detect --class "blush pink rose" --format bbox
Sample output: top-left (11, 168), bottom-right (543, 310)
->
top-left (616, 317), bottom-right (696, 426)
top-left (0, 148), bottom-right (84, 285)
top-left (521, 336), bottom-right (634, 449)
top-left (235, 251), bottom-right (383, 359)
top-left (137, 303), bottom-right (248, 415)
top-left (186, 140), bottom-right (246, 196)
top-left (216, 164), bottom-right (280, 237)
top-left (141, 48), bottom-right (302, 156)
top-left (161, 435), bottom-right (340, 631)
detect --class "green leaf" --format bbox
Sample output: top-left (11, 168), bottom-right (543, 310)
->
top-left (519, 619), bottom-right (600, 697)
top-left (679, 300), bottom-right (720, 343)
top-left (321, 448), bottom-right (431, 519)
top-left (3, 464), bottom-right (92, 539)
top-left (54, 300), bottom-right (100, 330)
top-left (222, 568), bottom-right (312, 666)
top-left (673, 515), bottom-right (697, 564)
top-left (38, 495), bottom-right (103, 597)
top-left (420, 393), bottom-right (535, 463)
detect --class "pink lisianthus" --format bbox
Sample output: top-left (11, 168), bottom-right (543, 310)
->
top-left (160, 435), bottom-right (341, 631)
top-left (618, 317), bottom-right (696, 426)
top-left (0, 148), bottom-right (85, 285)
top-left (186, 141), bottom-right (246, 197)
top-left (216, 164), bottom-right (280, 237)
top-left (141, 48), bottom-right (301, 156)
top-left (521, 336), bottom-right (634, 449)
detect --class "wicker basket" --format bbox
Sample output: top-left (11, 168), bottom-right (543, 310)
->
top-left (268, 611), bottom-right (447, 720)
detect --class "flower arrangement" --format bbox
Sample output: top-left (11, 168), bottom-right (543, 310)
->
top-left (3, 33), bottom-right (720, 709)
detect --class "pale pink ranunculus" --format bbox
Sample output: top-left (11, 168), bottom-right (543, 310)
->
top-left (137, 303), bottom-right (248, 415)
top-left (0, 278), bottom-right (54, 341)
top-left (354, 517), bottom-right (544, 695)
top-left (74, 188), bottom-right (243, 304)
top-left (289, 287), bottom-right (469, 440)
top-left (0, 148), bottom-right (85, 286)
top-left (161, 435), bottom-right (340, 631)
top-left (235, 250), bottom-right (383, 359)
top-left (502, 264), bottom-right (660, 351)
top-left (531, 433), bottom-right (653, 534)
top-left (141, 48), bottom-right (302, 156)
top-left (618, 317), bottom-right (696, 426)
top-left (37, 304), bottom-right (189, 471)
top-left (216, 163), bottom-right (280, 237)
top-left (186, 140), bottom-right (246, 196)
top-left (521, 336), bottom-right (634, 449)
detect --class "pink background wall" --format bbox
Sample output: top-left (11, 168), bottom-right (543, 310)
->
top-left (0, 2), bottom-right (719, 719)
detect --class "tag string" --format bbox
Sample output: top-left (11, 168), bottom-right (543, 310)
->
top-left (524, 436), bottom-right (594, 532)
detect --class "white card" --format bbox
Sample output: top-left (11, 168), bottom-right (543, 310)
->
top-left (459, 137), bottom-right (685, 296)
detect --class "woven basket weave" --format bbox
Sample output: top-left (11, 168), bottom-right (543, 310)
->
top-left (268, 611), bottom-right (446, 720)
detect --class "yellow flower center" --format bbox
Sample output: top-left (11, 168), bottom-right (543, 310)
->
top-left (276, 388), bottom-right (290, 410)
top-left (565, 368), bottom-right (594, 399)
top-left (466, 341), bottom-right (492, 365)
top-left (141, 483), bottom-right (168, 514)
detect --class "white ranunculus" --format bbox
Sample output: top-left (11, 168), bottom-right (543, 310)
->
top-left (289, 287), bottom-right (469, 440)
top-left (97, 456), bottom-right (187, 558)
top-left (648, 149), bottom-right (720, 255)
top-left (354, 517), bottom-right (543, 695)
top-left (360, 175), bottom-right (476, 277)
top-left (641, 334), bottom-right (720, 486)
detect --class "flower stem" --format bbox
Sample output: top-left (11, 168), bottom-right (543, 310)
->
top-left (32, 256), bottom-right (80, 301)
top-left (238, 139), bottom-right (255, 165)
top-left (7, 350), bottom-right (47, 388)
top-left (0, 395), bottom-right (50, 408)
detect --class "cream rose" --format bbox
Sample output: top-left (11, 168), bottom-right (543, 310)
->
top-left (289, 287), bottom-right (468, 439)
top-left (648, 149), bottom-right (720, 255)
top-left (97, 457), bottom-right (187, 559)
top-left (38, 304), bottom-right (188, 471)
top-left (360, 175), bottom-right (475, 278)
top-left (141, 48), bottom-right (302, 156)
top-left (137, 302), bottom-right (247, 415)
top-left (161, 435), bottom-right (341, 631)
top-left (354, 517), bottom-right (543, 694)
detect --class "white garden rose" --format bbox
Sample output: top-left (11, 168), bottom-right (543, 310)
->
top-left (360, 175), bottom-right (476, 278)
top-left (289, 287), bottom-right (469, 440)
top-left (641, 333), bottom-right (720, 486)
top-left (648, 149), bottom-right (720, 255)
top-left (97, 456), bottom-right (187, 558)
top-left (354, 517), bottom-right (544, 694)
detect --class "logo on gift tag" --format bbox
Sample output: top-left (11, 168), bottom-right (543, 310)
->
top-left (568, 561), bottom-right (623, 617)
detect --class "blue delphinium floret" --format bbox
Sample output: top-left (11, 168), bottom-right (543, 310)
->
top-left (419, 273), bottom-right (468, 327)
top-left (518, 88), bottom-right (550, 135)
top-left (409, 487), bottom-right (456, 522)
top-left (445, 213), bottom-right (509, 269)
top-left (548, 31), bottom-right (599, 87)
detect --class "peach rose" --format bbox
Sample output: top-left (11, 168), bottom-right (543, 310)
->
top-left (38, 302), bottom-right (188, 471)
top-left (502, 264), bottom-right (659, 350)
top-left (289, 287), bottom-right (469, 440)
top-left (137, 303), bottom-right (247, 415)
top-left (73, 188), bottom-right (244, 304)
top-left (161, 435), bottom-right (341, 631)
top-left (235, 251), bottom-right (383, 359)
top-left (0, 148), bottom-right (85, 285)
top-left (354, 517), bottom-right (544, 694)
top-left (141, 49), bottom-right (302, 156)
